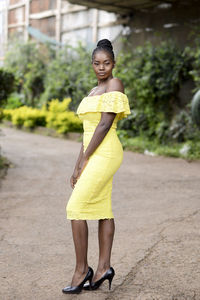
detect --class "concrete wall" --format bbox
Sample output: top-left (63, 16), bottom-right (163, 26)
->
top-left (61, 2), bottom-right (123, 47)
top-left (126, 2), bottom-right (200, 48)
top-left (4, 0), bottom-right (123, 49)
top-left (0, 0), bottom-right (7, 65)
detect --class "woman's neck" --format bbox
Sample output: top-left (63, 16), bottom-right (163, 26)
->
top-left (97, 75), bottom-right (113, 86)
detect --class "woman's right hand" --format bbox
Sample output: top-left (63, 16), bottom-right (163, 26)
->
top-left (70, 169), bottom-right (78, 189)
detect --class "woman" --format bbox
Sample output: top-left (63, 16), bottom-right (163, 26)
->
top-left (62, 39), bottom-right (130, 294)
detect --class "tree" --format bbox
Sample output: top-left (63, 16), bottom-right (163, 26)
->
top-left (5, 41), bottom-right (53, 107)
top-left (0, 69), bottom-right (15, 107)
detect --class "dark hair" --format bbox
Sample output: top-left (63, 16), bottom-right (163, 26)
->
top-left (92, 39), bottom-right (115, 61)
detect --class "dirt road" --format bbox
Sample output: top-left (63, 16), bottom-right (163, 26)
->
top-left (0, 127), bottom-right (200, 300)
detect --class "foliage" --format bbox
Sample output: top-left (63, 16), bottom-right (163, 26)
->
top-left (115, 41), bottom-right (192, 108)
top-left (4, 41), bottom-right (96, 110)
top-left (0, 109), bottom-right (3, 122)
top-left (0, 69), bottom-right (16, 107)
top-left (4, 93), bottom-right (24, 109)
top-left (186, 140), bottom-right (200, 160)
top-left (2, 39), bottom-right (200, 159)
top-left (117, 132), bottom-right (181, 156)
top-left (191, 90), bottom-right (200, 127)
top-left (167, 110), bottom-right (200, 142)
top-left (117, 132), bottom-right (200, 160)
top-left (3, 106), bottom-right (46, 128)
top-left (40, 43), bottom-right (96, 110)
top-left (45, 98), bottom-right (82, 133)
top-left (189, 37), bottom-right (200, 128)
top-left (115, 41), bottom-right (194, 142)
top-left (4, 41), bottom-right (53, 107)
top-left (2, 98), bottom-right (82, 133)
top-left (0, 153), bottom-right (9, 170)
top-left (190, 37), bottom-right (200, 90)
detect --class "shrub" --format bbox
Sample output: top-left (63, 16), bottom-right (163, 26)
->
top-left (3, 109), bottom-right (14, 121)
top-left (167, 110), bottom-right (198, 142)
top-left (48, 111), bottom-right (82, 133)
top-left (2, 98), bottom-right (82, 133)
top-left (190, 39), bottom-right (200, 91)
top-left (115, 41), bottom-right (194, 142)
top-left (0, 69), bottom-right (16, 107)
top-left (2, 39), bottom-right (200, 158)
top-left (5, 41), bottom-right (53, 107)
top-left (191, 90), bottom-right (200, 127)
top-left (41, 43), bottom-right (96, 110)
top-left (46, 98), bottom-right (82, 133)
top-left (6, 106), bottom-right (47, 128)
top-left (187, 140), bottom-right (200, 159)
top-left (4, 93), bottom-right (24, 109)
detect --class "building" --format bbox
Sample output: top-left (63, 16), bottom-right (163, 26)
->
top-left (1, 0), bottom-right (200, 65)
top-left (0, 0), bottom-right (127, 64)
top-left (0, 0), bottom-right (7, 63)
top-left (68, 0), bottom-right (200, 48)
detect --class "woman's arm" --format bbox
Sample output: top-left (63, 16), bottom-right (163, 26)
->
top-left (73, 142), bottom-right (84, 172)
top-left (84, 112), bottom-right (116, 159)
top-left (76, 112), bottom-right (116, 179)
top-left (76, 78), bottom-right (124, 180)
top-left (70, 142), bottom-right (84, 188)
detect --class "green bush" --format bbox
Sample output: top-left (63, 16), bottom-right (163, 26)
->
top-left (45, 98), bottom-right (82, 133)
top-left (5, 41), bottom-right (53, 107)
top-left (115, 41), bottom-right (194, 142)
top-left (2, 98), bottom-right (82, 133)
top-left (3, 106), bottom-right (46, 128)
top-left (2, 39), bottom-right (200, 159)
top-left (2, 109), bottom-right (12, 121)
top-left (186, 140), bottom-right (200, 159)
top-left (0, 69), bottom-right (16, 107)
top-left (191, 90), bottom-right (200, 127)
top-left (41, 43), bottom-right (96, 110)
top-left (4, 41), bottom-right (96, 110)
top-left (117, 132), bottom-right (200, 160)
top-left (190, 39), bottom-right (200, 90)
top-left (4, 93), bottom-right (24, 109)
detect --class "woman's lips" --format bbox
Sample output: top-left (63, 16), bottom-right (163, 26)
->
top-left (98, 73), bottom-right (105, 76)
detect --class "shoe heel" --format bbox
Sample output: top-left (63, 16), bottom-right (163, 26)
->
top-left (108, 277), bottom-right (113, 290)
top-left (89, 277), bottom-right (92, 290)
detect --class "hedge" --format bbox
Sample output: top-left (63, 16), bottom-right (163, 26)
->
top-left (3, 98), bottom-right (82, 134)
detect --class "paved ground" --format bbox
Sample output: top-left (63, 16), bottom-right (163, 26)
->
top-left (0, 127), bottom-right (200, 300)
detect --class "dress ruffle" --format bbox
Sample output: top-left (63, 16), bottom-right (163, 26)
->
top-left (76, 91), bottom-right (131, 120)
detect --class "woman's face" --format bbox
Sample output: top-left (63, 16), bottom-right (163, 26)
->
top-left (92, 50), bottom-right (115, 81)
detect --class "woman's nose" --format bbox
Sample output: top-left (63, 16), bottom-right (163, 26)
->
top-left (99, 64), bottom-right (104, 70)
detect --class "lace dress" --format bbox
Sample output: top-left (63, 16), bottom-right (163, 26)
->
top-left (66, 91), bottom-right (131, 220)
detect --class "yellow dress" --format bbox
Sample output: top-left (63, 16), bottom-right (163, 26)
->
top-left (66, 91), bottom-right (131, 220)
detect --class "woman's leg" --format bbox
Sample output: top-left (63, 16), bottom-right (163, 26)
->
top-left (70, 220), bottom-right (89, 286)
top-left (93, 219), bottom-right (115, 281)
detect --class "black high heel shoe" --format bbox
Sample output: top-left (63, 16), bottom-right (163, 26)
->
top-left (62, 267), bottom-right (93, 294)
top-left (83, 267), bottom-right (115, 291)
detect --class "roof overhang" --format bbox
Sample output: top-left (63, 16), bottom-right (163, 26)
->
top-left (67, 0), bottom-right (181, 14)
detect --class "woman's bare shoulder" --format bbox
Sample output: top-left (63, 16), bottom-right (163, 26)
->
top-left (87, 86), bottom-right (98, 96)
top-left (106, 78), bottom-right (124, 93)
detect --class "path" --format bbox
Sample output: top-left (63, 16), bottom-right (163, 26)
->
top-left (0, 127), bottom-right (200, 300)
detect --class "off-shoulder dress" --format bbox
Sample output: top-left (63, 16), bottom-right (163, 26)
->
top-left (66, 91), bottom-right (131, 220)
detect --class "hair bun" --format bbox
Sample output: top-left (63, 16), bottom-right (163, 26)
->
top-left (97, 39), bottom-right (113, 51)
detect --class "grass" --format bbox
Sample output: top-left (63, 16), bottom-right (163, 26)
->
top-left (118, 134), bottom-right (200, 161)
top-left (0, 155), bottom-right (10, 180)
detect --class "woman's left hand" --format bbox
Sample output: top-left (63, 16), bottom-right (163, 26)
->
top-left (77, 154), bottom-right (89, 179)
